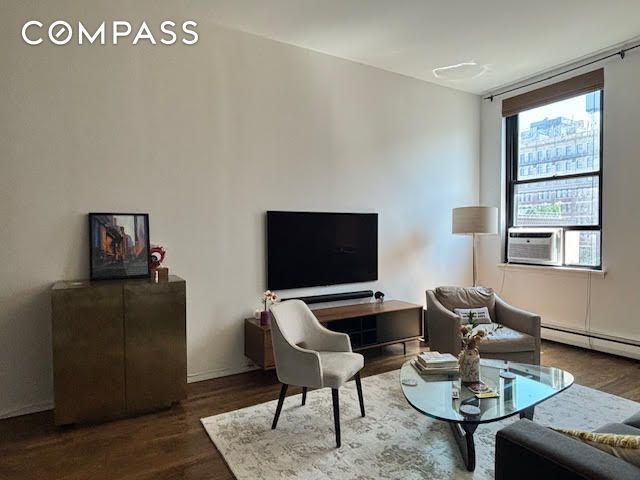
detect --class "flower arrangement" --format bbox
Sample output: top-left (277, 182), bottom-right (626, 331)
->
top-left (262, 290), bottom-right (279, 311)
top-left (460, 312), bottom-right (486, 351)
top-left (259, 290), bottom-right (279, 326)
top-left (460, 323), bottom-right (487, 352)
top-left (459, 311), bottom-right (502, 350)
top-left (458, 311), bottom-right (502, 383)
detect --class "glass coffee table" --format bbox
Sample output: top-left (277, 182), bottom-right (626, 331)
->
top-left (400, 358), bottom-right (574, 471)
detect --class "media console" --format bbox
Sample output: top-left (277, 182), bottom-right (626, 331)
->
top-left (244, 300), bottom-right (423, 370)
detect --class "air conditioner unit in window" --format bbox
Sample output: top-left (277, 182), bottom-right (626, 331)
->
top-left (507, 228), bottom-right (563, 266)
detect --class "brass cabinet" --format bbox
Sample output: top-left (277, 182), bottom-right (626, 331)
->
top-left (124, 280), bottom-right (187, 414)
top-left (51, 282), bottom-right (126, 424)
top-left (51, 276), bottom-right (186, 425)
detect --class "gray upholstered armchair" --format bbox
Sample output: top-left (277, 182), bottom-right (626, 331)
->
top-left (426, 287), bottom-right (541, 364)
top-left (269, 300), bottom-right (365, 448)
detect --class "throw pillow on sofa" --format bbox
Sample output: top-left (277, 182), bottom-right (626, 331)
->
top-left (553, 428), bottom-right (640, 467)
top-left (453, 307), bottom-right (492, 325)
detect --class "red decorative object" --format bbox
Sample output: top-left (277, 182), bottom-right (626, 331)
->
top-left (260, 310), bottom-right (270, 326)
top-left (150, 245), bottom-right (167, 270)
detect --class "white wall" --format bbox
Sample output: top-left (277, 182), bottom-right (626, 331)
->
top-left (0, 1), bottom-right (479, 418)
top-left (478, 52), bottom-right (640, 354)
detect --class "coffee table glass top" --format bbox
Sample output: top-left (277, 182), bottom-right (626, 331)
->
top-left (400, 358), bottom-right (574, 424)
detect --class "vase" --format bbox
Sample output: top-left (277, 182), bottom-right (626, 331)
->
top-left (260, 310), bottom-right (270, 326)
top-left (459, 348), bottom-right (480, 383)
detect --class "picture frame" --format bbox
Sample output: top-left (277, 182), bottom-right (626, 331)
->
top-left (89, 213), bottom-right (151, 280)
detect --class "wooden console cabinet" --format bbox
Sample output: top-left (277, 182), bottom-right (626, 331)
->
top-left (245, 300), bottom-right (423, 370)
top-left (51, 275), bottom-right (186, 425)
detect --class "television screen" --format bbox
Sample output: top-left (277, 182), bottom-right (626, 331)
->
top-left (267, 211), bottom-right (378, 290)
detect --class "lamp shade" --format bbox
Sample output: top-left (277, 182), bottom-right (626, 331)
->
top-left (452, 206), bottom-right (498, 235)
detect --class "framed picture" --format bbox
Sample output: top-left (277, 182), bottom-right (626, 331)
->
top-left (89, 213), bottom-right (151, 280)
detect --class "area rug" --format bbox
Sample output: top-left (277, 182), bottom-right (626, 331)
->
top-left (201, 370), bottom-right (639, 479)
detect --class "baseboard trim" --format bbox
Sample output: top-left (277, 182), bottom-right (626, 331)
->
top-left (542, 327), bottom-right (640, 360)
top-left (187, 364), bottom-right (258, 384)
top-left (0, 366), bottom-right (259, 420)
top-left (0, 401), bottom-right (53, 420)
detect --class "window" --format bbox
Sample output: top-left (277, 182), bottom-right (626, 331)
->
top-left (506, 88), bottom-right (603, 268)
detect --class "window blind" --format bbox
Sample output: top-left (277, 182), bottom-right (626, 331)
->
top-left (502, 68), bottom-right (604, 117)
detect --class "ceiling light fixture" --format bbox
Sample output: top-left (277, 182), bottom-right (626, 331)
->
top-left (432, 61), bottom-right (488, 81)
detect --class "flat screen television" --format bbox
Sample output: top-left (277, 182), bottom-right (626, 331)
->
top-left (267, 211), bottom-right (378, 290)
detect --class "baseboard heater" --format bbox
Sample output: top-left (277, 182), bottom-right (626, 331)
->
top-left (542, 324), bottom-right (640, 348)
top-left (542, 324), bottom-right (640, 360)
top-left (282, 290), bottom-right (373, 305)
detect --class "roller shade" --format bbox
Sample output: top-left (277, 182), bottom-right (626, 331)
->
top-left (502, 68), bottom-right (604, 117)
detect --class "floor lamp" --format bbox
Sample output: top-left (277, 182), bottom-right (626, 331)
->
top-left (452, 206), bottom-right (498, 287)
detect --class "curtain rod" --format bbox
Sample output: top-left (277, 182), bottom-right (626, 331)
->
top-left (484, 43), bottom-right (640, 102)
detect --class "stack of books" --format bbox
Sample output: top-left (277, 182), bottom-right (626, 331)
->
top-left (412, 351), bottom-right (460, 375)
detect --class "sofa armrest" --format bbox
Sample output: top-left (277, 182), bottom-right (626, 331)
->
top-left (495, 295), bottom-right (541, 363)
top-left (494, 295), bottom-right (540, 336)
top-left (426, 290), bottom-right (462, 356)
top-left (496, 419), bottom-right (640, 480)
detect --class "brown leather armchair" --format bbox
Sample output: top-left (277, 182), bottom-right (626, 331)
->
top-left (426, 287), bottom-right (541, 364)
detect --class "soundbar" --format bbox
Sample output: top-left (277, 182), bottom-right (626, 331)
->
top-left (282, 290), bottom-right (373, 305)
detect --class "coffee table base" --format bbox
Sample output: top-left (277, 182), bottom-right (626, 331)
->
top-left (449, 422), bottom-right (478, 471)
top-left (520, 406), bottom-right (535, 420)
top-left (450, 406), bottom-right (536, 472)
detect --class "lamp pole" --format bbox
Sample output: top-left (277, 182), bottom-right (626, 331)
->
top-left (472, 233), bottom-right (477, 287)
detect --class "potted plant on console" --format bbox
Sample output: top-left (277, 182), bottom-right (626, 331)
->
top-left (260, 290), bottom-right (279, 326)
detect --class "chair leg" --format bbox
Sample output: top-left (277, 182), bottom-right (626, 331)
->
top-left (272, 383), bottom-right (288, 430)
top-left (355, 372), bottom-right (365, 417)
top-left (332, 388), bottom-right (341, 448)
top-left (302, 387), bottom-right (307, 406)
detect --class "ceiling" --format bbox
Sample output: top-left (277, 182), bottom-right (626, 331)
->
top-left (201, 0), bottom-right (640, 94)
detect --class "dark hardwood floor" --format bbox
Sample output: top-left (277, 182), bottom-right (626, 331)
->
top-left (1, 340), bottom-right (638, 479)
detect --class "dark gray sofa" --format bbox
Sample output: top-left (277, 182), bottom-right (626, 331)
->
top-left (495, 412), bottom-right (640, 479)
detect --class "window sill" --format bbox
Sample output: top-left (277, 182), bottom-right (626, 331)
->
top-left (497, 263), bottom-right (606, 277)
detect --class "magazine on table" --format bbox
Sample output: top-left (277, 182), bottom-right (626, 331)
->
top-left (466, 382), bottom-right (499, 398)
